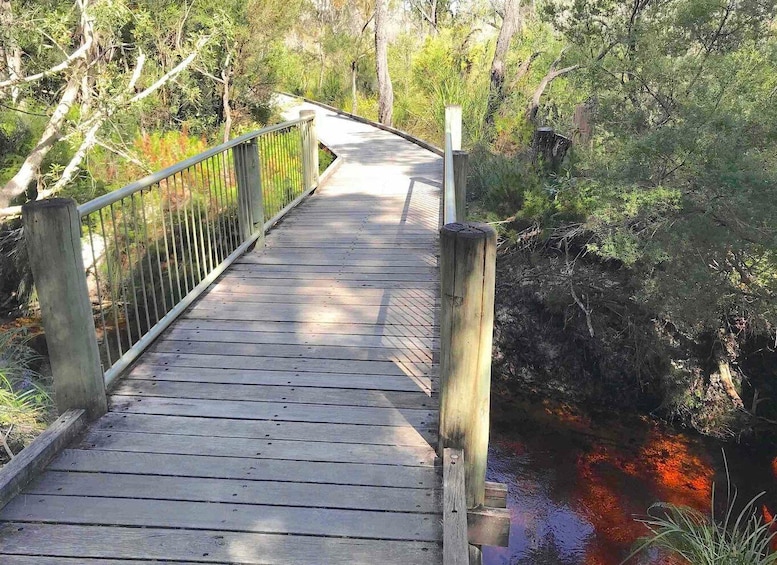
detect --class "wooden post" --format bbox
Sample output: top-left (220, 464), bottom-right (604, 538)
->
top-left (299, 110), bottom-right (319, 190)
top-left (439, 222), bottom-right (496, 508)
top-left (22, 198), bottom-right (107, 419)
top-left (234, 139), bottom-right (264, 245)
top-left (452, 150), bottom-right (468, 221)
top-left (445, 105), bottom-right (462, 150)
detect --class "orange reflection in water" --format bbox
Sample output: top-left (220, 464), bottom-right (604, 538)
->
top-left (573, 429), bottom-right (714, 563)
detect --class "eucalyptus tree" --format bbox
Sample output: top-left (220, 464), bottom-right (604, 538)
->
top-left (0, 0), bottom-right (212, 210)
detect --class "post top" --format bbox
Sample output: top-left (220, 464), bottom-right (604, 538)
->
top-left (22, 197), bottom-right (77, 212)
top-left (441, 221), bottom-right (496, 239)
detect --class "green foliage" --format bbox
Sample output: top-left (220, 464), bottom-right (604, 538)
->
top-left (625, 457), bottom-right (777, 564)
top-left (0, 328), bottom-right (52, 459)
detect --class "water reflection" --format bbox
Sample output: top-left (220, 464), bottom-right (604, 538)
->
top-left (484, 399), bottom-right (774, 565)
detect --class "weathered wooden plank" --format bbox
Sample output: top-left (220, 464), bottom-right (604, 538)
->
top-left (140, 352), bottom-right (432, 378)
top-left (0, 557), bottom-right (159, 565)
top-left (93, 412), bottom-right (435, 446)
top-left (467, 506), bottom-right (511, 547)
top-left (0, 409), bottom-right (86, 510)
top-left (114, 379), bottom-right (434, 409)
top-left (126, 364), bottom-right (434, 393)
top-left (231, 263), bottom-right (436, 273)
top-left (205, 288), bottom-right (439, 307)
top-left (184, 303), bottom-right (437, 326)
top-left (0, 523), bottom-right (442, 564)
top-left (213, 270), bottom-right (438, 282)
top-left (209, 276), bottom-right (439, 289)
top-left (149, 340), bottom-right (434, 364)
top-left (163, 326), bottom-right (437, 350)
top-left (109, 395), bottom-right (437, 427)
top-left (77, 429), bottom-right (437, 467)
top-left (2, 494), bottom-right (442, 541)
top-left (172, 318), bottom-right (437, 338)
top-left (484, 481), bottom-right (508, 508)
top-left (443, 448), bottom-right (468, 565)
top-left (49, 449), bottom-right (439, 488)
top-left (27, 471), bottom-right (440, 513)
top-left (190, 299), bottom-right (437, 321)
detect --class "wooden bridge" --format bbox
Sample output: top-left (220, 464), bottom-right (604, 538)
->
top-left (0, 98), bottom-right (507, 564)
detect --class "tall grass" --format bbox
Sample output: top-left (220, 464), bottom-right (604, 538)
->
top-left (624, 455), bottom-right (777, 564)
top-left (0, 328), bottom-right (52, 462)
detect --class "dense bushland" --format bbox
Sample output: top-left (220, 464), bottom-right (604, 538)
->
top-left (282, 0), bottom-right (777, 439)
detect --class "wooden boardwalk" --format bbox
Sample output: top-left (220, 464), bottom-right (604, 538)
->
top-left (0, 101), bottom-right (444, 563)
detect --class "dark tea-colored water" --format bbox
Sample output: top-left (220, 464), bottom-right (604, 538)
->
top-left (483, 399), bottom-right (776, 565)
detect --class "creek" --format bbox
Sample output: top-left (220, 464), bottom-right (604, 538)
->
top-left (483, 397), bottom-right (776, 564)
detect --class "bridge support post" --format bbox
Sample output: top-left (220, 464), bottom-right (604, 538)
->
top-left (299, 110), bottom-right (319, 190)
top-left (22, 198), bottom-right (107, 419)
top-left (439, 222), bottom-right (496, 508)
top-left (234, 138), bottom-right (264, 245)
top-left (452, 150), bottom-right (468, 221)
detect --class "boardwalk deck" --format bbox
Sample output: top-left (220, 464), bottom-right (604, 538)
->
top-left (0, 100), bottom-right (443, 564)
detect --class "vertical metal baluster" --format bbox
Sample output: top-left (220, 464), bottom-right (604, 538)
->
top-left (138, 189), bottom-right (161, 326)
top-left (109, 203), bottom-right (134, 351)
top-left (276, 130), bottom-right (287, 208)
top-left (257, 136), bottom-right (268, 220)
top-left (187, 168), bottom-right (204, 282)
top-left (188, 164), bottom-right (210, 280)
top-left (178, 172), bottom-right (195, 292)
top-left (298, 124), bottom-right (306, 193)
top-left (171, 173), bottom-right (191, 296)
top-left (268, 133), bottom-right (280, 215)
top-left (208, 155), bottom-right (227, 265)
top-left (130, 193), bottom-right (152, 333)
top-left (284, 128), bottom-right (295, 203)
top-left (156, 181), bottom-right (176, 312)
top-left (236, 142), bottom-right (251, 241)
top-left (167, 175), bottom-right (189, 296)
top-left (227, 150), bottom-right (241, 250)
top-left (99, 209), bottom-right (123, 358)
top-left (211, 152), bottom-right (227, 259)
top-left (182, 169), bottom-right (200, 285)
top-left (219, 150), bottom-right (238, 253)
top-left (197, 161), bottom-right (215, 274)
top-left (164, 177), bottom-right (184, 304)
top-left (120, 197), bottom-right (144, 344)
top-left (87, 216), bottom-right (112, 368)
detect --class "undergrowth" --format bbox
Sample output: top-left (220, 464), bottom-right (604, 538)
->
top-left (0, 328), bottom-right (52, 464)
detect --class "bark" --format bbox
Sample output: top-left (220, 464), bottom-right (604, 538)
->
top-left (485, 0), bottom-right (521, 127)
top-left (351, 60), bottom-right (358, 114)
top-left (221, 51), bottom-right (233, 143)
top-left (526, 50), bottom-right (579, 124)
top-left (0, 0), bottom-right (22, 103)
top-left (0, 68), bottom-right (83, 207)
top-left (374, 0), bottom-right (393, 126)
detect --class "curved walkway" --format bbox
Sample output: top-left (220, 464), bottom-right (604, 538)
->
top-left (0, 101), bottom-right (443, 564)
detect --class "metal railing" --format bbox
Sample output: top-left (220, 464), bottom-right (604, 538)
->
top-left (77, 115), bottom-right (318, 385)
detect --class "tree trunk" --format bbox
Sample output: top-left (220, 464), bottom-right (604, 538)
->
top-left (526, 51), bottom-right (579, 124)
top-left (375, 0), bottom-right (393, 126)
top-left (351, 60), bottom-right (358, 114)
top-left (484, 0), bottom-right (520, 127)
top-left (0, 0), bottom-right (22, 104)
top-left (221, 61), bottom-right (232, 143)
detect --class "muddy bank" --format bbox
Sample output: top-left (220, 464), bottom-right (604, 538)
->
top-left (491, 246), bottom-right (777, 440)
